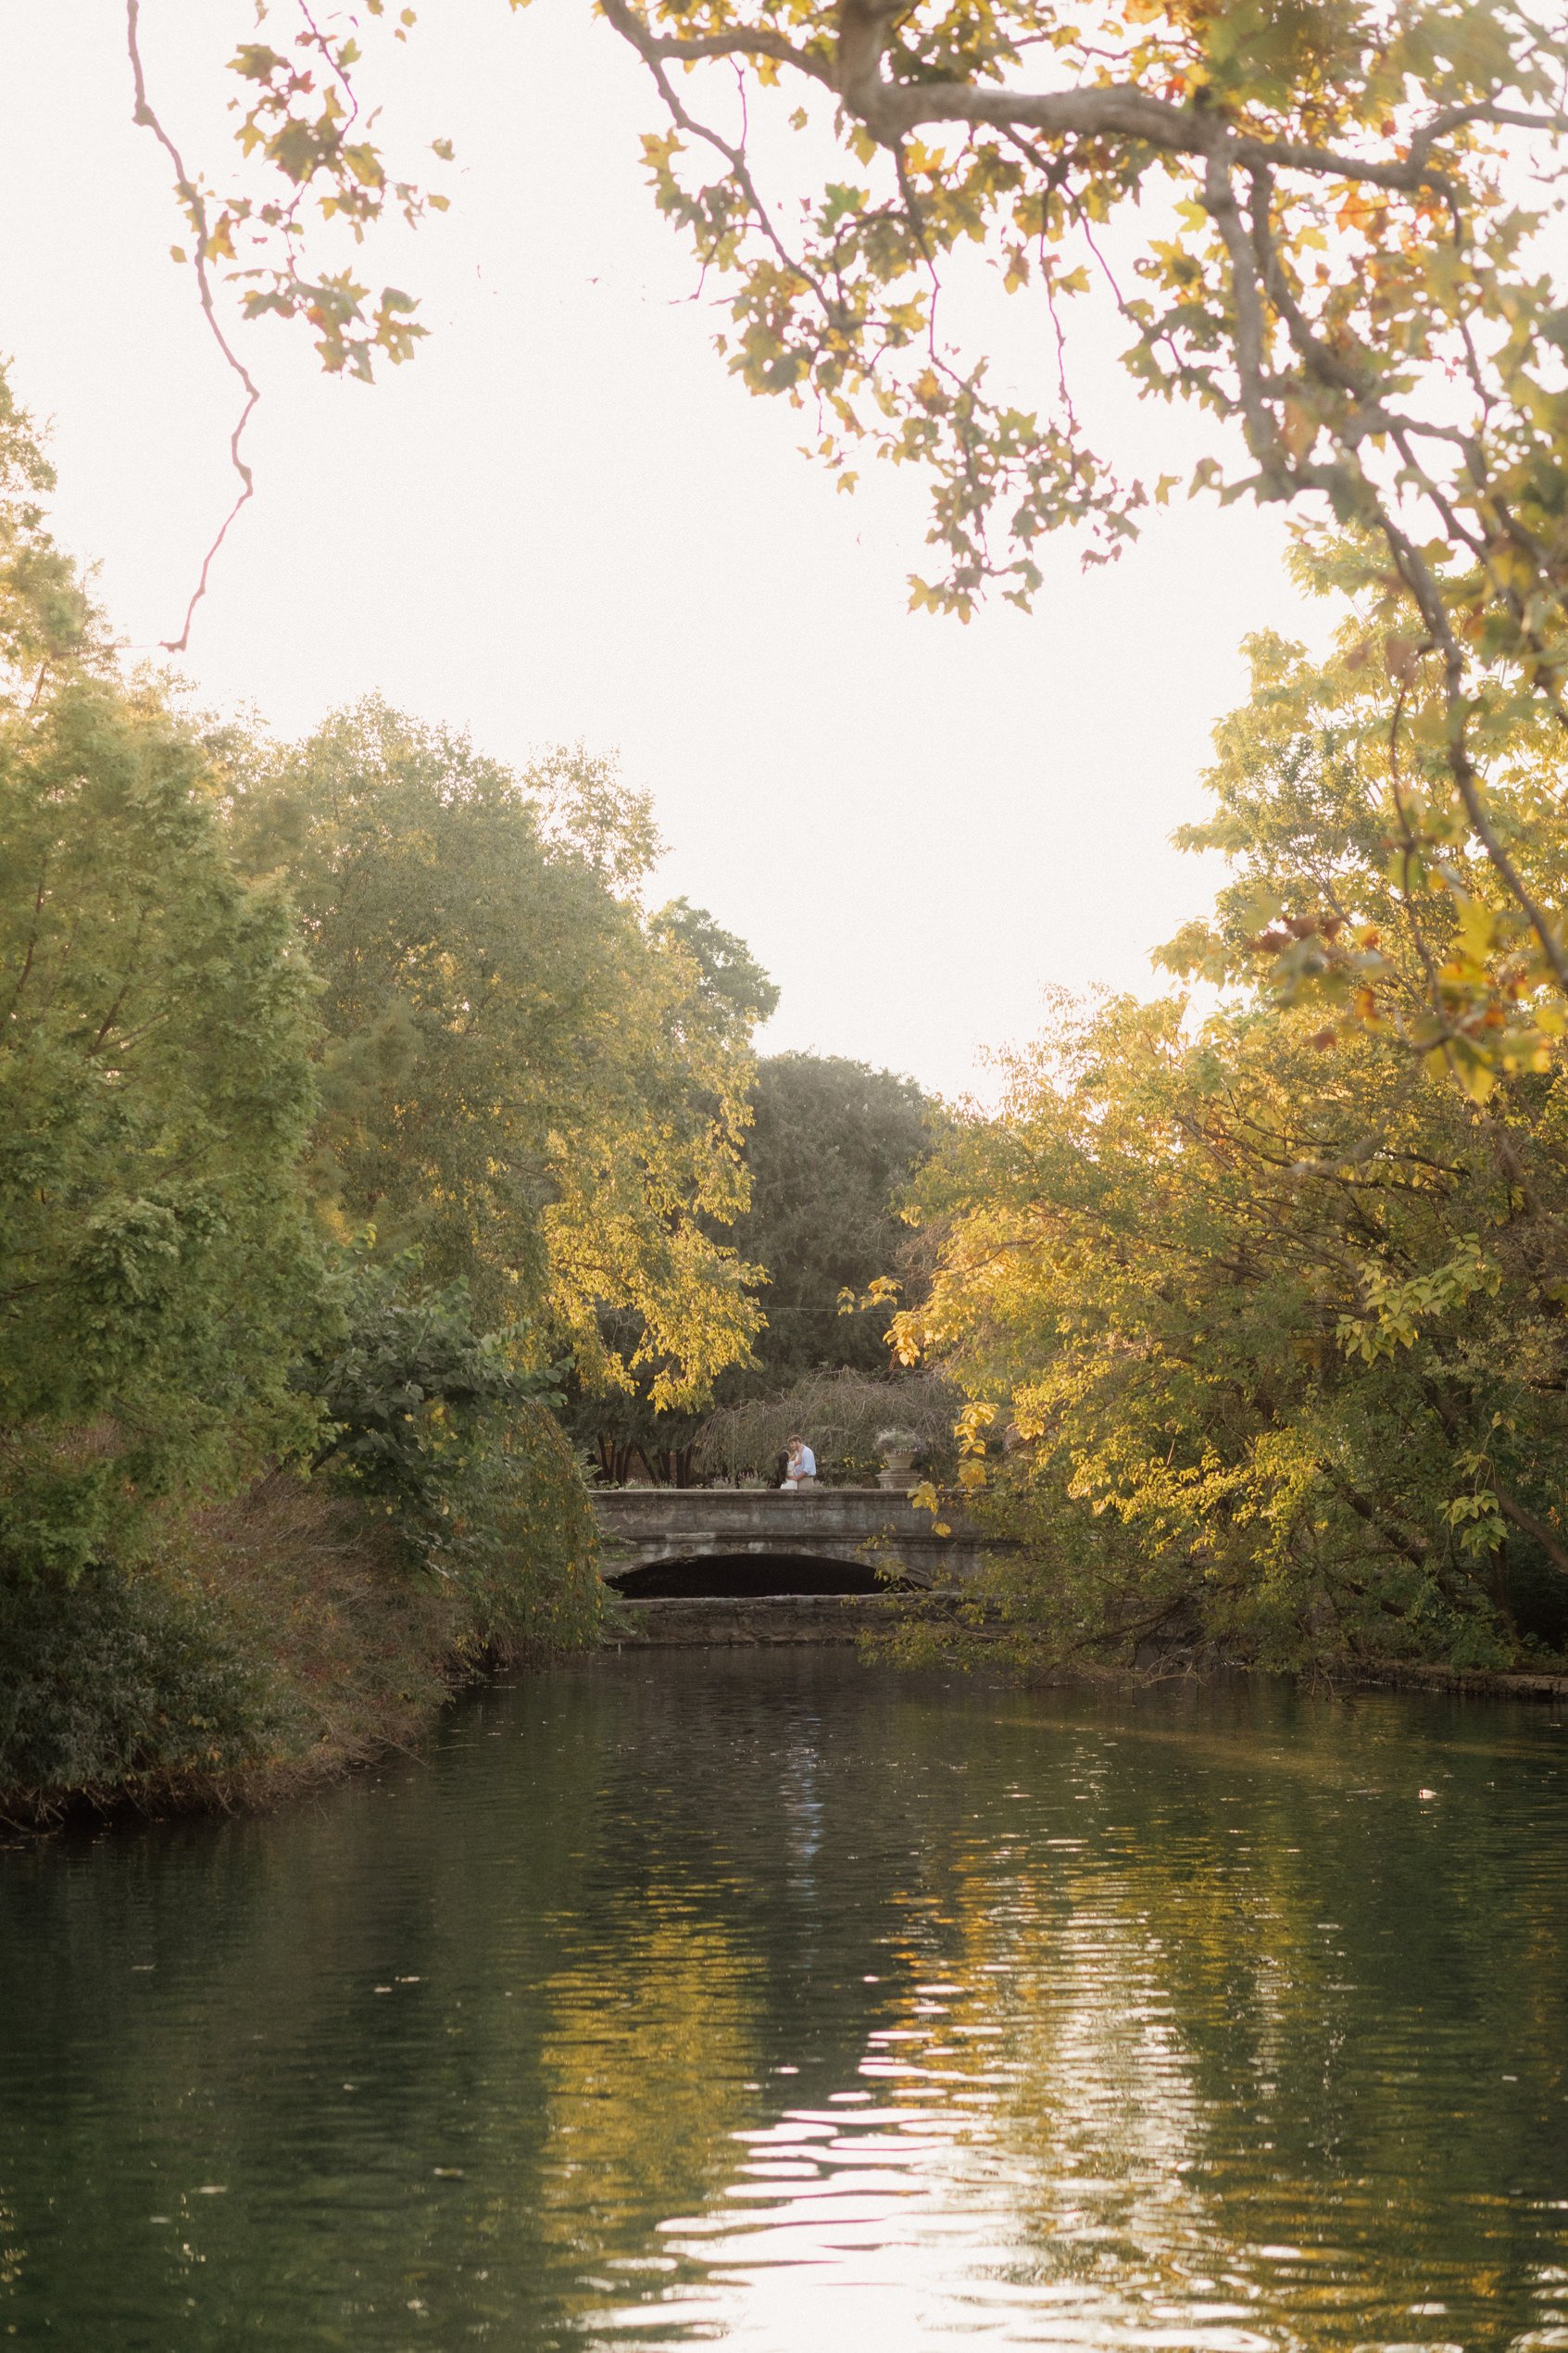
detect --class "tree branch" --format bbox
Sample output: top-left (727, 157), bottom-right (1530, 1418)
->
top-left (126, 0), bottom-right (258, 654)
top-left (1495, 1486), bottom-right (1568, 1578)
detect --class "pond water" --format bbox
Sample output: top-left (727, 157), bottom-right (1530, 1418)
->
top-left (3, 1652), bottom-right (1567, 2350)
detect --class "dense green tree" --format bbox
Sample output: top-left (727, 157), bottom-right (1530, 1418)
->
top-left (0, 372), bottom-right (323, 1585)
top-left (649, 897), bottom-right (780, 1035)
top-left (734, 1052), bottom-right (936, 1389)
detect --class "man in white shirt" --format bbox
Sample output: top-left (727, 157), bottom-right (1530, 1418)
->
top-left (783, 1434), bottom-right (817, 1491)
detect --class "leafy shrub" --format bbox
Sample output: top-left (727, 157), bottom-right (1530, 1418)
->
top-left (0, 1554), bottom-right (287, 1800)
top-left (303, 1252), bottom-right (600, 1645)
top-left (0, 1474), bottom-right (478, 1815)
top-left (305, 1252), bottom-right (548, 1522)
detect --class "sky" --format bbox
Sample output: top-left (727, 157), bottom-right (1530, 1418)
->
top-left (0, 0), bottom-right (1323, 1100)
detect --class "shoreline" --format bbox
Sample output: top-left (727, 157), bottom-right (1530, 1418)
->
top-left (7, 1592), bottom-right (1563, 1833)
top-left (1321, 1656), bottom-right (1568, 1703)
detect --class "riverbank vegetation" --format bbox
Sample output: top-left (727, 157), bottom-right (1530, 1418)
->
top-left (893, 550), bottom-right (1568, 1676)
top-left (0, 373), bottom-right (765, 1816)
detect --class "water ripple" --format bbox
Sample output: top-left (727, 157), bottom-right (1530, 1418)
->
top-left (1, 1656), bottom-right (1565, 2348)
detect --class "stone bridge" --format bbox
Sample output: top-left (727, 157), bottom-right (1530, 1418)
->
top-left (594, 1486), bottom-right (991, 1597)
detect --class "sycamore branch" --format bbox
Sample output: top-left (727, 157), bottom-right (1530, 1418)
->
top-left (612, 0), bottom-right (1565, 195)
top-left (604, 0), bottom-right (1568, 1013)
top-left (602, 6), bottom-right (838, 86)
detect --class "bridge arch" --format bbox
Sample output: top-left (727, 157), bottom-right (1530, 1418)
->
top-left (593, 1489), bottom-right (990, 1598)
top-left (607, 1551), bottom-right (888, 1600)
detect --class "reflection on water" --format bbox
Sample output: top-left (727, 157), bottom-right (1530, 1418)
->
top-left (2, 1655), bottom-right (1566, 2348)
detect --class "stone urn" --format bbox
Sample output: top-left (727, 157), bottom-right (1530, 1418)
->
top-left (876, 1431), bottom-right (920, 1492)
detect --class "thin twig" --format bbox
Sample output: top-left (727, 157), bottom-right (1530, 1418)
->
top-left (125, 0), bottom-right (259, 654)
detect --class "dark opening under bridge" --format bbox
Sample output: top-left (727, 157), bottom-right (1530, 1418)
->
top-left (595, 1486), bottom-right (990, 1600)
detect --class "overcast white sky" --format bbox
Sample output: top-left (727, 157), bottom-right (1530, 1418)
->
top-left (0, 1), bottom-right (1321, 1099)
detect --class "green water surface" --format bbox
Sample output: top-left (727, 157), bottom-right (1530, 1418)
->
top-left (2, 1654), bottom-right (1566, 2348)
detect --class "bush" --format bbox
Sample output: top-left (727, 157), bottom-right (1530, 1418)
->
top-left (0, 1477), bottom-right (468, 1816)
top-left (304, 1253), bottom-right (536, 1527)
top-left (0, 1541), bottom-right (295, 1804)
top-left (305, 1252), bottom-right (604, 1652)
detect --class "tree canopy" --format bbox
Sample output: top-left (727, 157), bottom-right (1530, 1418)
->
top-left (1, 360), bottom-right (772, 1623)
top-left (234, 699), bottom-right (765, 1408)
top-left (593, 0), bottom-right (1568, 1074)
top-left (893, 592), bottom-right (1568, 1669)
top-left (1, 359), bottom-right (792, 1794)
top-left (129, 2), bottom-right (1568, 1079)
